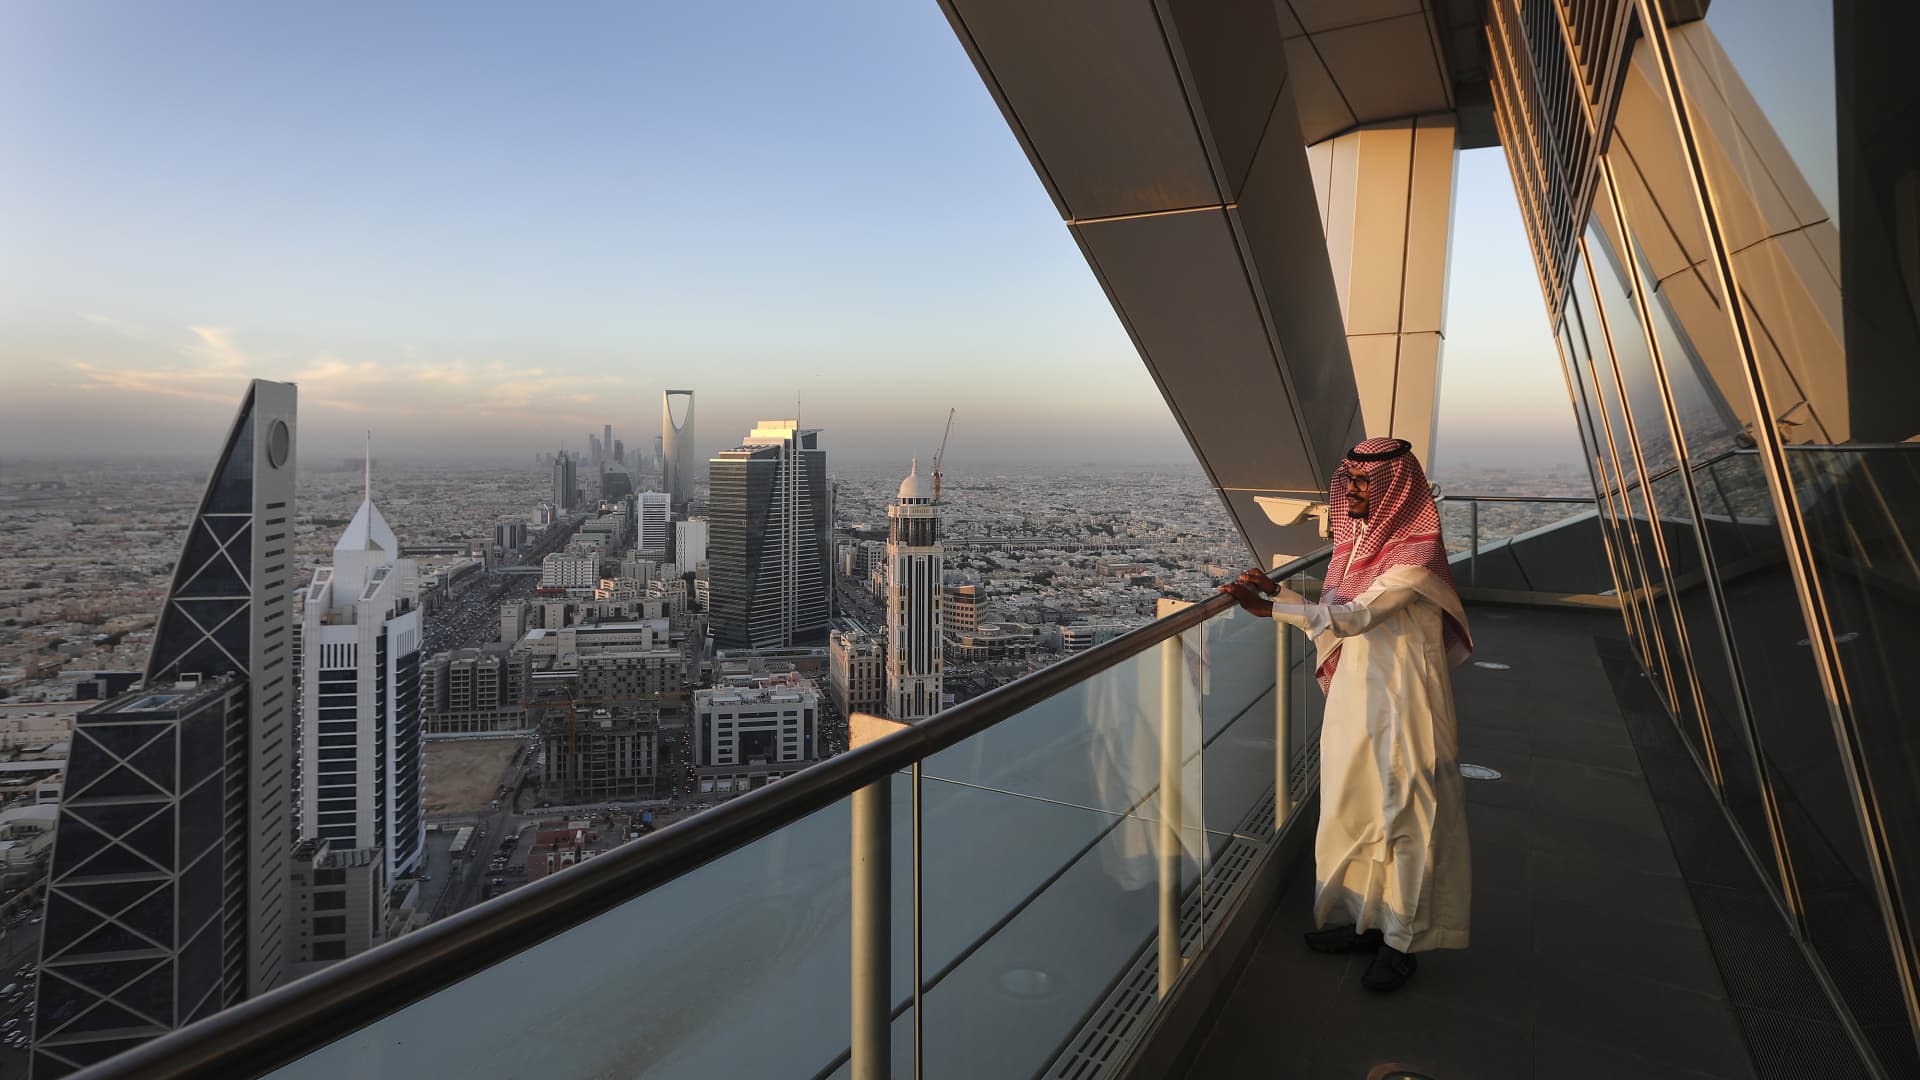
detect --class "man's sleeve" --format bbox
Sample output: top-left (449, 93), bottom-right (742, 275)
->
top-left (1270, 579), bottom-right (1421, 639)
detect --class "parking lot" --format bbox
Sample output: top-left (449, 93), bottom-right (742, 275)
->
top-left (0, 908), bottom-right (44, 1076)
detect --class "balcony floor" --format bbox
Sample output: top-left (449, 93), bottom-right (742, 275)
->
top-left (1180, 604), bottom-right (1830, 1080)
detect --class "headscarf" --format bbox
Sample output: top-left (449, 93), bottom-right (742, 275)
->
top-left (1314, 437), bottom-right (1471, 692)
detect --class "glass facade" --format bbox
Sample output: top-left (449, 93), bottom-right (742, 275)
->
top-left (1496, 0), bottom-right (1920, 1069)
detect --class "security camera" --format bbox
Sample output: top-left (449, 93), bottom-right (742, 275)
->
top-left (1253, 496), bottom-right (1331, 538)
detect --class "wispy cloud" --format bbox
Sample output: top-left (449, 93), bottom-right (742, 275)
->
top-left (186, 326), bottom-right (250, 369)
top-left (61, 324), bottom-right (636, 432)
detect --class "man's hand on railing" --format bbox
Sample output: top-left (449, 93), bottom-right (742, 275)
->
top-left (1235, 567), bottom-right (1279, 594)
top-left (1219, 568), bottom-right (1277, 618)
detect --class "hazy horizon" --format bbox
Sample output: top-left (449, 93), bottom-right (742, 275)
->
top-left (1, 2), bottom-right (1584, 474)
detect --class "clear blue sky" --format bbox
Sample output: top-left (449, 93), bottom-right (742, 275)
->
top-left (0, 0), bottom-right (1576, 472)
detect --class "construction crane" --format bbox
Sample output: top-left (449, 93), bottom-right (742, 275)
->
top-left (932, 408), bottom-right (956, 506)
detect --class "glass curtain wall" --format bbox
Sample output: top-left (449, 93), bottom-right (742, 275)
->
top-left (1497, 0), bottom-right (1920, 1069)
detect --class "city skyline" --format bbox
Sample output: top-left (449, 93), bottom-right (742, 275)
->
top-left (1, 3), bottom-right (1587, 472)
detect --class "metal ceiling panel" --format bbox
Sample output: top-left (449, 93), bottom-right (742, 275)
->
top-left (1162, 0), bottom-right (1293, 199)
top-left (943, 0), bottom-right (1219, 220)
top-left (1286, 0), bottom-right (1424, 35)
top-left (1313, 12), bottom-right (1452, 123)
top-left (1072, 207), bottom-right (1316, 495)
top-left (1283, 36), bottom-right (1360, 144)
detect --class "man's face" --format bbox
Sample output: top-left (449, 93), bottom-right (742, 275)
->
top-left (1347, 470), bottom-right (1373, 520)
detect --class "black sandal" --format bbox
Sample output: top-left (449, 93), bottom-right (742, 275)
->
top-left (1304, 925), bottom-right (1384, 954)
top-left (1361, 944), bottom-right (1418, 991)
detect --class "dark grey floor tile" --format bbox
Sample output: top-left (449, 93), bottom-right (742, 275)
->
top-left (1529, 848), bottom-right (1700, 928)
top-left (1524, 799), bottom-right (1684, 876)
top-left (1312, 982), bottom-right (1535, 1080)
top-left (1531, 963), bottom-right (1753, 1078)
top-left (1529, 729), bottom-right (1644, 774)
top-left (1468, 807), bottom-right (1532, 897)
top-left (1536, 895), bottom-right (1726, 996)
top-left (1530, 756), bottom-right (1669, 839)
top-left (1533, 1025), bottom-right (1748, 1080)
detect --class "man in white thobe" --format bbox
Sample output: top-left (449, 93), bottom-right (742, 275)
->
top-left (1222, 437), bottom-right (1473, 991)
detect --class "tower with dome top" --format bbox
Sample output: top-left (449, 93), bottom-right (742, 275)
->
top-left (886, 459), bottom-right (944, 720)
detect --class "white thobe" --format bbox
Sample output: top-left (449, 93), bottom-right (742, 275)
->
top-left (1270, 563), bottom-right (1471, 953)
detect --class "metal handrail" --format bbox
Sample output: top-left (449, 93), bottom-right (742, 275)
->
top-left (1436, 493), bottom-right (1595, 504)
top-left (76, 547), bottom-right (1334, 1080)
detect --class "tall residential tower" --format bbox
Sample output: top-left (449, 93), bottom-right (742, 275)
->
top-left (885, 461), bottom-right (944, 720)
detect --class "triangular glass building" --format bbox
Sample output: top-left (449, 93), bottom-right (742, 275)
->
top-left (32, 381), bottom-right (296, 1077)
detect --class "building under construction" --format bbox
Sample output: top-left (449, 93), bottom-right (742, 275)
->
top-left (538, 704), bottom-right (660, 804)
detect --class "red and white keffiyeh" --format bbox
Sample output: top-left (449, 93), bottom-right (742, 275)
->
top-left (1314, 438), bottom-right (1471, 692)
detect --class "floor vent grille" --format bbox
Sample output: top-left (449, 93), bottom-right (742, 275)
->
top-left (1048, 784), bottom-right (1286, 1079)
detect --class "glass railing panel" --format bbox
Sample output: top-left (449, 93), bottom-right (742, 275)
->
top-left (1438, 497), bottom-right (1608, 596)
top-left (1197, 601), bottom-right (1279, 861)
top-left (1438, 497), bottom-right (1597, 555)
top-left (911, 617), bottom-right (1210, 1078)
top-left (1276, 560), bottom-right (1332, 814)
top-left (1787, 444), bottom-right (1920, 1054)
top-left (262, 799), bottom-right (855, 1080)
top-left (894, 585), bottom-right (1325, 1079)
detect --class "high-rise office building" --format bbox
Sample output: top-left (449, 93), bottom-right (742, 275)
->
top-left (636, 491), bottom-right (671, 556)
top-left (613, 438), bottom-right (624, 465)
top-left (588, 433), bottom-right (602, 465)
top-left (603, 424), bottom-right (613, 465)
top-left (675, 517), bottom-right (709, 569)
top-left (885, 461), bottom-right (943, 721)
top-left (662, 390), bottom-right (696, 513)
top-left (551, 449), bottom-right (577, 513)
top-left (707, 420), bottom-right (829, 650)
top-left (34, 380), bottom-right (297, 1075)
top-left (298, 475), bottom-right (425, 885)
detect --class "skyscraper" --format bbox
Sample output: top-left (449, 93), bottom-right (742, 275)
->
top-left (34, 380), bottom-right (297, 1075)
top-left (613, 438), bottom-right (624, 465)
top-left (552, 449), bottom-right (577, 513)
top-left (886, 460), bottom-right (944, 721)
top-left (635, 491), bottom-right (670, 556)
top-left (603, 424), bottom-right (613, 466)
top-left (662, 390), bottom-right (696, 513)
top-left (707, 420), bottom-right (829, 649)
top-left (298, 465), bottom-right (425, 885)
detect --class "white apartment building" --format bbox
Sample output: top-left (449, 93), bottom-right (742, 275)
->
top-left (541, 552), bottom-right (599, 589)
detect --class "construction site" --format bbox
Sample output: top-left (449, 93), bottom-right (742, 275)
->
top-left (529, 693), bottom-right (666, 804)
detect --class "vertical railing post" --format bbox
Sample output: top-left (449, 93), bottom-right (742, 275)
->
top-left (1275, 616), bottom-right (1293, 829)
top-left (911, 761), bottom-right (923, 1080)
top-left (1469, 499), bottom-right (1481, 587)
top-left (1157, 634), bottom-right (1184, 998)
top-left (851, 779), bottom-right (890, 1080)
